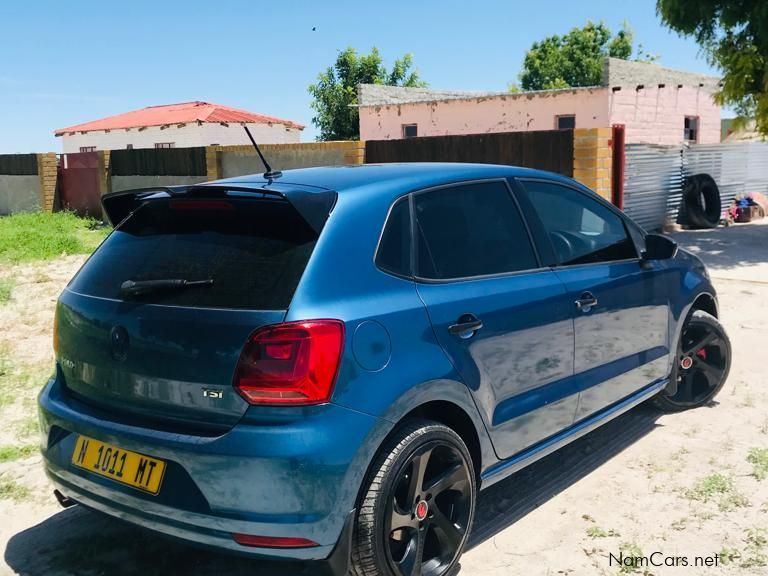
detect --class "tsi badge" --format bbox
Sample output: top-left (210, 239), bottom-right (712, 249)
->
top-left (202, 388), bottom-right (224, 399)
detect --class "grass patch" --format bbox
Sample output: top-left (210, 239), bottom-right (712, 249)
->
top-left (0, 278), bottom-right (12, 303)
top-left (617, 542), bottom-right (645, 574)
top-left (719, 547), bottom-right (741, 565)
top-left (742, 528), bottom-right (768, 568)
top-left (0, 211), bottom-right (109, 264)
top-left (0, 444), bottom-right (37, 463)
top-left (0, 474), bottom-right (31, 502)
top-left (586, 525), bottom-right (619, 538)
top-left (684, 473), bottom-right (749, 511)
top-left (747, 448), bottom-right (768, 481)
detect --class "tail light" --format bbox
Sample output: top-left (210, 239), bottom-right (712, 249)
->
top-left (234, 320), bottom-right (344, 406)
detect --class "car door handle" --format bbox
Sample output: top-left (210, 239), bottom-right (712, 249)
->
top-left (448, 314), bottom-right (483, 338)
top-left (575, 292), bottom-right (598, 312)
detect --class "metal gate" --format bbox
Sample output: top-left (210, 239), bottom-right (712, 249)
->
top-left (59, 152), bottom-right (102, 218)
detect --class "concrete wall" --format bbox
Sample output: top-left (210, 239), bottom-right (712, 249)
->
top-left (359, 88), bottom-right (610, 141)
top-left (0, 176), bottom-right (41, 215)
top-left (61, 121), bottom-right (302, 153)
top-left (214, 142), bottom-right (366, 179)
top-left (111, 175), bottom-right (208, 193)
top-left (609, 85), bottom-right (721, 145)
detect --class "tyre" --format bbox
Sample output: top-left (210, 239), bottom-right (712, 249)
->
top-left (682, 174), bottom-right (721, 229)
top-left (654, 310), bottom-right (731, 413)
top-left (351, 420), bottom-right (476, 576)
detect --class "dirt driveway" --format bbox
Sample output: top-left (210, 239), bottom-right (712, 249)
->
top-left (2, 222), bottom-right (767, 576)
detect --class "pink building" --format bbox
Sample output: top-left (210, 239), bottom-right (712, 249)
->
top-left (358, 58), bottom-right (721, 145)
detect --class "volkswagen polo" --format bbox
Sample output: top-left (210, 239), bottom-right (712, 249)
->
top-left (39, 163), bottom-right (731, 576)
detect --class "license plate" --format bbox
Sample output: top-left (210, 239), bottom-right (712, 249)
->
top-left (71, 435), bottom-right (166, 495)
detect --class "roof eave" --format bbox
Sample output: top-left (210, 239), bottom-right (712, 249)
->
top-left (55, 118), bottom-right (306, 136)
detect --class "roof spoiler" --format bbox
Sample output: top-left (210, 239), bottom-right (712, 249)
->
top-left (101, 184), bottom-right (337, 233)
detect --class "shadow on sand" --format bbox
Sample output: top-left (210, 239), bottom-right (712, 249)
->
top-left (669, 221), bottom-right (768, 272)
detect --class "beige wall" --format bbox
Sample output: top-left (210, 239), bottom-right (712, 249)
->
top-left (206, 141), bottom-right (366, 180)
top-left (359, 88), bottom-right (610, 141)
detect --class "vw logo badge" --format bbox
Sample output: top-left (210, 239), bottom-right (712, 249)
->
top-left (109, 326), bottom-right (130, 361)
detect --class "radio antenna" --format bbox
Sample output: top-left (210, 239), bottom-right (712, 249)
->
top-left (243, 125), bottom-right (282, 179)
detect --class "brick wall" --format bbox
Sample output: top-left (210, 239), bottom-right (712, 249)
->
top-left (36, 153), bottom-right (57, 212)
top-left (572, 128), bottom-right (612, 200)
top-left (98, 150), bottom-right (110, 196)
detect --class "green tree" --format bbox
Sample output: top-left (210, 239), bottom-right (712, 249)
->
top-left (308, 47), bottom-right (426, 141)
top-left (657, 0), bottom-right (768, 135)
top-left (518, 22), bottom-right (654, 91)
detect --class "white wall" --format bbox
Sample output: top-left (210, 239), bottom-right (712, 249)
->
top-left (60, 122), bottom-right (302, 153)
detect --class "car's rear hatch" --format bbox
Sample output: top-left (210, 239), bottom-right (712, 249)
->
top-left (56, 184), bottom-right (333, 434)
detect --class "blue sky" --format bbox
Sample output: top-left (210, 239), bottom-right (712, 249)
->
top-left (0, 0), bottom-right (722, 153)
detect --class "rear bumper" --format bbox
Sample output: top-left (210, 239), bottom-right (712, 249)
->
top-left (38, 375), bottom-right (383, 567)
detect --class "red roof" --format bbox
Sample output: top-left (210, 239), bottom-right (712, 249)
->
top-left (54, 101), bottom-right (304, 135)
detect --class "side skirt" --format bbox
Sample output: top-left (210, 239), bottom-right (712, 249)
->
top-left (480, 378), bottom-right (667, 488)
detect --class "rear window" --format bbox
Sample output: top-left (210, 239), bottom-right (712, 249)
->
top-left (69, 198), bottom-right (317, 309)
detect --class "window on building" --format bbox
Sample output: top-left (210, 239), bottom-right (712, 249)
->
top-left (402, 124), bottom-right (418, 138)
top-left (126, 144), bottom-right (134, 150)
top-left (414, 182), bottom-right (538, 279)
top-left (556, 115), bottom-right (576, 130)
top-left (79, 146), bottom-right (96, 153)
top-left (684, 116), bottom-right (699, 142)
top-left (155, 142), bottom-right (175, 149)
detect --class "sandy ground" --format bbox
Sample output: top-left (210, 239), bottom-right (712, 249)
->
top-left (1, 222), bottom-right (767, 575)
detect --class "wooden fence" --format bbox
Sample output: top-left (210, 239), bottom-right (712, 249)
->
top-left (365, 130), bottom-right (574, 176)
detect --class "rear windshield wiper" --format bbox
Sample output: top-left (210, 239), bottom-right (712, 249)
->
top-left (120, 279), bottom-right (214, 298)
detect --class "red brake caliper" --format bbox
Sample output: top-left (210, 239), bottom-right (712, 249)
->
top-left (696, 348), bottom-right (707, 360)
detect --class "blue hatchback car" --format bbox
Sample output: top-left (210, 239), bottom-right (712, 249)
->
top-left (39, 163), bottom-right (731, 576)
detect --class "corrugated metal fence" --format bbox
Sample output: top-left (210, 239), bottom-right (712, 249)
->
top-left (623, 141), bottom-right (768, 231)
top-left (623, 145), bottom-right (683, 231)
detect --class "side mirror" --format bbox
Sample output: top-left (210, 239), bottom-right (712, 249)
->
top-left (642, 233), bottom-right (678, 261)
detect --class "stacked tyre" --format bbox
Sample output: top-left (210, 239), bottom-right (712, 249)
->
top-left (682, 174), bottom-right (721, 229)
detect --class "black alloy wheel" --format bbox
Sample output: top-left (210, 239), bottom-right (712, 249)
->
top-left (351, 421), bottom-right (476, 576)
top-left (386, 442), bottom-right (472, 576)
top-left (655, 310), bottom-right (731, 412)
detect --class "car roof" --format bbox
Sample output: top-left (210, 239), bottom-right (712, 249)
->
top-left (210, 163), bottom-right (578, 200)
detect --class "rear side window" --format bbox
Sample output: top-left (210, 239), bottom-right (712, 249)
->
top-left (376, 197), bottom-right (411, 277)
top-left (519, 180), bottom-right (637, 266)
top-left (69, 198), bottom-right (317, 309)
top-left (414, 181), bottom-right (538, 280)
